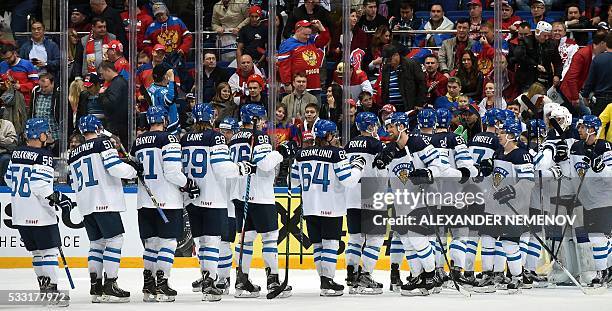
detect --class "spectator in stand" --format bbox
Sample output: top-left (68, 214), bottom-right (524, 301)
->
top-left (135, 44), bottom-right (180, 111)
top-left (81, 73), bottom-right (105, 120)
top-left (29, 73), bottom-right (60, 153)
top-left (271, 103), bottom-right (300, 147)
top-left (373, 44), bottom-right (426, 112)
top-left (533, 21), bottom-right (562, 88)
top-left (342, 9), bottom-right (369, 52)
top-left (211, 82), bottom-right (237, 126)
top-left (508, 22), bottom-right (539, 92)
top-left (484, 54), bottom-right (518, 102)
top-left (472, 22), bottom-right (509, 76)
top-left (479, 82), bottom-right (507, 114)
top-left (390, 1), bottom-right (424, 50)
top-left (301, 102), bottom-right (321, 137)
top-left (0, 44), bottom-right (39, 110)
top-left (454, 50), bottom-right (483, 102)
top-left (68, 29), bottom-right (83, 81)
top-left (552, 22), bottom-right (579, 82)
top-left (284, 0), bottom-right (333, 39)
top-left (468, 0), bottom-right (484, 41)
top-left (119, 0), bottom-right (153, 52)
top-left (237, 6), bottom-right (268, 69)
top-left (561, 4), bottom-right (591, 46)
top-left (487, 0), bottom-right (522, 41)
top-left (333, 49), bottom-right (373, 99)
top-left (0, 108), bottom-right (17, 186)
top-left (356, 0), bottom-right (388, 34)
top-left (581, 32), bottom-right (612, 117)
top-left (278, 19), bottom-right (330, 98)
top-left (424, 54), bottom-right (448, 106)
top-left (97, 61), bottom-right (129, 144)
top-left (104, 40), bottom-right (129, 80)
top-left (527, 0), bottom-right (554, 29)
top-left (202, 52), bottom-right (230, 102)
top-left (229, 54), bottom-right (265, 103)
top-left (322, 83), bottom-right (343, 125)
top-left (70, 5), bottom-right (92, 34)
top-left (362, 25), bottom-right (392, 79)
top-left (439, 18), bottom-right (475, 77)
top-left (80, 17), bottom-right (116, 76)
top-left (244, 73), bottom-right (267, 108)
top-left (419, 3), bottom-right (454, 48)
top-left (68, 77), bottom-right (86, 135)
top-left (90, 0), bottom-right (128, 49)
top-left (212, 0), bottom-right (249, 62)
top-left (435, 76), bottom-right (462, 110)
top-left (19, 21), bottom-right (60, 79)
top-left (282, 71), bottom-right (319, 120)
top-left (356, 90), bottom-right (376, 114)
top-left (144, 2), bottom-right (193, 58)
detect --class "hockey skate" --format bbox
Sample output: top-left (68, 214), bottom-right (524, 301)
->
top-left (155, 271), bottom-right (176, 302)
top-left (266, 267), bottom-right (292, 298)
top-left (521, 269), bottom-right (534, 289)
top-left (400, 274), bottom-right (427, 296)
top-left (234, 271), bottom-right (261, 298)
top-left (435, 267), bottom-right (450, 288)
top-left (320, 276), bottom-right (344, 296)
top-left (389, 263), bottom-right (403, 292)
top-left (142, 270), bottom-right (157, 302)
top-left (201, 271), bottom-right (223, 302)
top-left (215, 277), bottom-right (231, 295)
top-left (607, 267), bottom-right (612, 288)
top-left (505, 275), bottom-right (522, 294)
top-left (472, 271), bottom-right (496, 293)
top-left (346, 265), bottom-right (358, 294)
top-left (192, 277), bottom-right (203, 292)
top-left (463, 271), bottom-right (478, 287)
top-left (450, 266), bottom-right (477, 287)
top-left (45, 282), bottom-right (70, 307)
top-left (90, 273), bottom-right (103, 303)
top-left (493, 272), bottom-right (510, 291)
top-left (356, 271), bottom-right (383, 295)
top-left (101, 274), bottom-right (130, 303)
top-left (588, 269), bottom-right (608, 288)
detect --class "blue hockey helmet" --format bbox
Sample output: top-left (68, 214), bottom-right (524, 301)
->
top-left (482, 108), bottom-right (501, 127)
top-left (417, 108), bottom-right (436, 128)
top-left (240, 104), bottom-right (267, 124)
top-left (579, 115), bottom-right (602, 132)
top-left (500, 118), bottom-right (523, 138)
top-left (435, 108), bottom-right (452, 128)
top-left (78, 115), bottom-right (102, 134)
top-left (355, 112), bottom-right (379, 132)
top-left (527, 119), bottom-right (546, 137)
top-left (219, 117), bottom-right (240, 132)
top-left (146, 105), bottom-right (168, 124)
top-left (313, 119), bottom-right (338, 139)
top-left (192, 103), bottom-right (215, 123)
top-left (386, 112), bottom-right (410, 128)
top-left (25, 118), bottom-right (50, 140)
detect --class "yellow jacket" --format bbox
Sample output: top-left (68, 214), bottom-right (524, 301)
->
top-left (598, 103), bottom-right (612, 142)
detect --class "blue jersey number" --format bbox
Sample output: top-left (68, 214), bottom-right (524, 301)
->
top-left (10, 167), bottom-right (32, 197)
top-left (301, 163), bottom-right (331, 192)
top-left (182, 149), bottom-right (208, 178)
top-left (230, 145), bottom-right (251, 162)
top-left (136, 150), bottom-right (159, 180)
top-left (72, 157), bottom-right (99, 191)
top-left (472, 148), bottom-right (486, 164)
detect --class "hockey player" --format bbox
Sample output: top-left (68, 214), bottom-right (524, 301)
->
top-left (230, 104), bottom-right (295, 298)
top-left (291, 119), bottom-right (365, 296)
top-left (373, 112), bottom-right (442, 296)
top-left (68, 115), bottom-right (137, 303)
top-left (181, 104), bottom-right (256, 301)
top-left (569, 115), bottom-right (612, 287)
top-left (5, 118), bottom-right (73, 306)
top-left (147, 64), bottom-right (179, 134)
top-left (130, 106), bottom-right (199, 302)
top-left (344, 112), bottom-right (386, 294)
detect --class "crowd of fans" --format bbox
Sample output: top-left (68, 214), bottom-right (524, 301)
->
top-left (0, 0), bottom-right (611, 185)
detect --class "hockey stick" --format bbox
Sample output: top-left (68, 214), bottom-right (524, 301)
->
top-left (552, 167), bottom-right (586, 260)
top-left (420, 186), bottom-right (471, 298)
top-left (58, 245), bottom-right (75, 289)
top-left (267, 170), bottom-right (293, 299)
top-left (548, 118), bottom-right (566, 256)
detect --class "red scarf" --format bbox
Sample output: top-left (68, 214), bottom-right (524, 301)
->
top-left (85, 31), bottom-right (111, 74)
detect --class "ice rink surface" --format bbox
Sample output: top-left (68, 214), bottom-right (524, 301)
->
top-left (1, 268), bottom-right (611, 311)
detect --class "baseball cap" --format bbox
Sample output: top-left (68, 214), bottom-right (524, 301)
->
top-left (248, 5), bottom-right (262, 16)
top-left (490, 0), bottom-right (512, 7)
top-left (380, 104), bottom-right (396, 114)
top-left (531, 0), bottom-right (545, 6)
top-left (468, 0), bottom-right (482, 6)
top-left (104, 40), bottom-right (123, 53)
top-left (152, 44), bottom-right (166, 52)
top-left (347, 99), bottom-right (356, 108)
top-left (295, 20), bottom-right (312, 29)
top-left (535, 21), bottom-right (552, 36)
top-left (152, 2), bottom-right (168, 15)
top-left (70, 5), bottom-right (89, 15)
top-left (83, 73), bottom-right (100, 87)
top-left (247, 74), bottom-right (265, 88)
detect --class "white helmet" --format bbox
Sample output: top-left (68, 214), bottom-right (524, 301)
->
top-left (543, 101), bottom-right (561, 119)
top-left (550, 106), bottom-right (572, 131)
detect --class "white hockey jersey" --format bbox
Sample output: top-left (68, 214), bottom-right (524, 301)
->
top-left (291, 145), bottom-right (362, 217)
top-left (468, 131), bottom-right (501, 204)
top-left (344, 135), bottom-right (385, 210)
top-left (131, 130), bottom-right (186, 210)
top-left (489, 147), bottom-right (535, 215)
top-left (4, 146), bottom-right (56, 226)
top-left (68, 137), bottom-right (137, 216)
top-left (567, 139), bottom-right (612, 210)
top-left (180, 129), bottom-right (241, 209)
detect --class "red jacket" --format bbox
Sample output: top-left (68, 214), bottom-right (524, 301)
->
top-left (560, 45), bottom-right (593, 102)
top-left (120, 10), bottom-right (153, 52)
top-left (425, 71), bottom-right (448, 105)
top-left (277, 28), bottom-right (330, 91)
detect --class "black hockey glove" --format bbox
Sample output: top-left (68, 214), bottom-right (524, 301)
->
top-left (553, 140), bottom-right (568, 163)
top-left (493, 185), bottom-right (516, 205)
top-left (128, 160), bottom-right (144, 176)
top-left (277, 140), bottom-right (298, 160)
top-left (479, 158), bottom-right (494, 177)
top-left (351, 155), bottom-right (366, 171)
top-left (180, 178), bottom-right (200, 199)
top-left (373, 142), bottom-right (399, 170)
top-left (409, 168), bottom-right (434, 185)
top-left (458, 167), bottom-right (471, 184)
top-left (237, 161), bottom-right (257, 175)
top-left (585, 156), bottom-right (605, 173)
top-left (47, 191), bottom-right (74, 211)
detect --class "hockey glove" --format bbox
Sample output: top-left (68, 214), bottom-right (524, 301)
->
top-left (128, 160), bottom-right (144, 176)
top-left (458, 167), bottom-right (471, 184)
top-left (479, 158), bottom-right (494, 177)
top-left (47, 191), bottom-right (74, 211)
top-left (585, 156), bottom-right (605, 173)
top-left (351, 155), bottom-right (366, 171)
top-left (180, 178), bottom-right (200, 199)
top-left (237, 161), bottom-right (257, 175)
top-left (553, 140), bottom-right (569, 162)
top-left (493, 185), bottom-right (516, 205)
top-left (373, 142), bottom-right (399, 169)
top-left (277, 140), bottom-right (298, 160)
top-left (409, 168), bottom-right (434, 185)
top-left (549, 165), bottom-right (562, 180)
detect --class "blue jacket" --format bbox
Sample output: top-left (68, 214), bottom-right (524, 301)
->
top-left (19, 37), bottom-right (60, 75)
